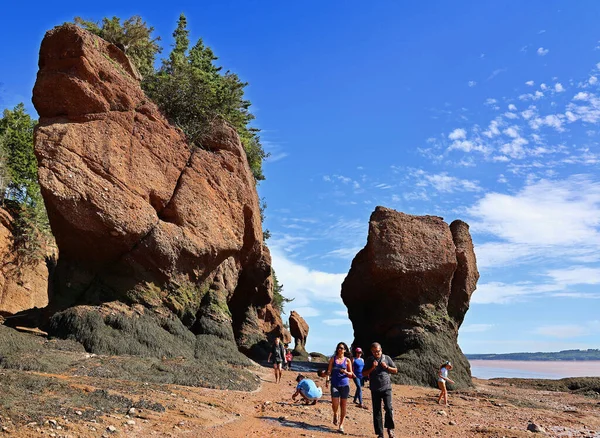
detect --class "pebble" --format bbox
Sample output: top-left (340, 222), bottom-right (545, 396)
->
top-left (128, 407), bottom-right (136, 415)
top-left (449, 421), bottom-right (457, 426)
top-left (126, 420), bottom-right (135, 426)
top-left (75, 411), bottom-right (82, 416)
top-left (106, 425), bottom-right (117, 433)
top-left (437, 410), bottom-right (447, 416)
top-left (527, 423), bottom-right (546, 433)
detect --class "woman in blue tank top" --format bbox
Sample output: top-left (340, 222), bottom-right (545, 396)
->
top-left (325, 341), bottom-right (354, 434)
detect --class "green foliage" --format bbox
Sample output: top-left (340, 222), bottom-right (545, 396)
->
top-left (74, 16), bottom-right (161, 77)
top-left (142, 14), bottom-right (268, 181)
top-left (0, 104), bottom-right (37, 202)
top-left (272, 270), bottom-right (293, 314)
top-left (164, 277), bottom-right (209, 323)
top-left (0, 104), bottom-right (52, 266)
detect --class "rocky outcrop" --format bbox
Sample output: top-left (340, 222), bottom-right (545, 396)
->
top-left (289, 310), bottom-right (309, 356)
top-left (0, 208), bottom-right (53, 315)
top-left (341, 207), bottom-right (479, 388)
top-left (31, 24), bottom-right (284, 356)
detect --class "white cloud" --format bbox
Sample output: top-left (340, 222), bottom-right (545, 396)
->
top-left (508, 104), bottom-right (517, 111)
top-left (540, 83), bottom-right (548, 91)
top-left (525, 80), bottom-right (535, 86)
top-left (270, 246), bottom-right (346, 307)
top-left (448, 128), bottom-right (467, 140)
top-left (461, 324), bottom-right (494, 333)
top-left (544, 267), bottom-right (600, 285)
top-left (485, 98), bottom-right (498, 106)
top-left (537, 47), bottom-right (549, 56)
top-left (413, 170), bottom-right (481, 193)
top-left (533, 325), bottom-right (589, 339)
top-left (468, 176), bottom-right (600, 277)
top-left (468, 81), bottom-right (477, 87)
top-left (483, 119), bottom-right (501, 138)
top-left (322, 319), bottom-right (352, 326)
top-left (589, 76), bottom-right (598, 85)
top-left (554, 83), bottom-right (565, 92)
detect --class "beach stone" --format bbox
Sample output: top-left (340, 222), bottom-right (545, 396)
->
top-left (527, 423), bottom-right (546, 433)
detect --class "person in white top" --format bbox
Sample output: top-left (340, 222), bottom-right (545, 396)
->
top-left (437, 361), bottom-right (455, 406)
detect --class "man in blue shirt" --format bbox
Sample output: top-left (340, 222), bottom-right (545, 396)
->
top-left (292, 374), bottom-right (323, 405)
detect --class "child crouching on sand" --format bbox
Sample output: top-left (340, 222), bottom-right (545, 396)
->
top-left (292, 374), bottom-right (323, 405)
top-left (437, 361), bottom-right (455, 406)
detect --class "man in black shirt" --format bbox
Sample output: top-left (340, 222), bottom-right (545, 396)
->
top-left (363, 342), bottom-right (398, 438)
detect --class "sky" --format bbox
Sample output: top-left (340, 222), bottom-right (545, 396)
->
top-left (1, 1), bottom-right (600, 356)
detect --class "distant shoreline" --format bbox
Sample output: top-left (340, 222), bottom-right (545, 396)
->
top-left (466, 349), bottom-right (600, 361)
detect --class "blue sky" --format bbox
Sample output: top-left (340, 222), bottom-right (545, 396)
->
top-left (2, 1), bottom-right (600, 355)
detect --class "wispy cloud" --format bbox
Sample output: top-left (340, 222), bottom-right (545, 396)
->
top-left (461, 324), bottom-right (494, 333)
top-left (322, 319), bottom-right (352, 326)
top-left (487, 68), bottom-right (507, 81)
top-left (537, 47), bottom-right (549, 56)
top-left (468, 81), bottom-right (477, 87)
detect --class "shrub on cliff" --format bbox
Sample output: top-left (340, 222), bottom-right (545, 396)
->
top-left (74, 14), bottom-right (268, 182)
top-left (0, 104), bottom-right (52, 266)
top-left (74, 16), bottom-right (161, 78)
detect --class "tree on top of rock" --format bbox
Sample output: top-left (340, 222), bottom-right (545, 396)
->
top-left (74, 13), bottom-right (268, 182)
top-left (143, 13), bottom-right (267, 182)
top-left (74, 16), bottom-right (161, 78)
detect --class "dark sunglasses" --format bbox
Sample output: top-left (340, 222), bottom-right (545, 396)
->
top-left (337, 346), bottom-right (346, 350)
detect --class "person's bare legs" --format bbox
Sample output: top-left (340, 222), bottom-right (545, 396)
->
top-left (331, 396), bottom-right (340, 425)
top-left (437, 381), bottom-right (448, 405)
top-left (274, 363), bottom-right (283, 383)
top-left (338, 398), bottom-right (348, 432)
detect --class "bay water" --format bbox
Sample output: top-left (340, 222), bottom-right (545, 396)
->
top-left (469, 360), bottom-right (600, 379)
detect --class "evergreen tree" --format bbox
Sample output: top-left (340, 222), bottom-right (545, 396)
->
top-left (74, 16), bottom-right (161, 77)
top-left (143, 14), bottom-right (268, 181)
top-left (0, 104), bottom-right (52, 265)
top-left (0, 104), bottom-right (38, 203)
top-left (272, 270), bottom-right (293, 314)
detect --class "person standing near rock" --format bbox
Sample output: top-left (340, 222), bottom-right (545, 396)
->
top-left (437, 361), bottom-right (455, 406)
top-left (325, 341), bottom-right (354, 434)
top-left (363, 342), bottom-right (398, 438)
top-left (267, 336), bottom-right (287, 383)
top-left (352, 347), bottom-right (367, 409)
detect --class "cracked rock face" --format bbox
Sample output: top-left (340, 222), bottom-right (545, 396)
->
top-left (32, 24), bottom-right (284, 352)
top-left (341, 207), bottom-right (479, 388)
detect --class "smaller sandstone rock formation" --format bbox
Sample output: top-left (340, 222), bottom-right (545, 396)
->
top-left (0, 208), bottom-right (53, 315)
top-left (341, 207), bottom-right (479, 388)
top-left (289, 310), bottom-right (309, 356)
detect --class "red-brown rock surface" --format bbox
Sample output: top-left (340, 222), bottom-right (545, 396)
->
top-left (289, 310), bottom-right (309, 356)
top-left (31, 24), bottom-right (283, 354)
top-left (341, 206), bottom-right (479, 388)
top-left (0, 208), bottom-right (52, 315)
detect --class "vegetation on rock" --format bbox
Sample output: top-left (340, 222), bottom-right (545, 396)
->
top-left (0, 104), bottom-right (53, 266)
top-left (74, 13), bottom-right (268, 182)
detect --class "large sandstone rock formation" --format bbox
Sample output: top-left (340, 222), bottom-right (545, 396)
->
top-left (0, 208), bottom-right (53, 315)
top-left (341, 207), bottom-right (479, 388)
top-left (289, 310), bottom-right (309, 357)
top-left (31, 24), bottom-right (285, 355)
